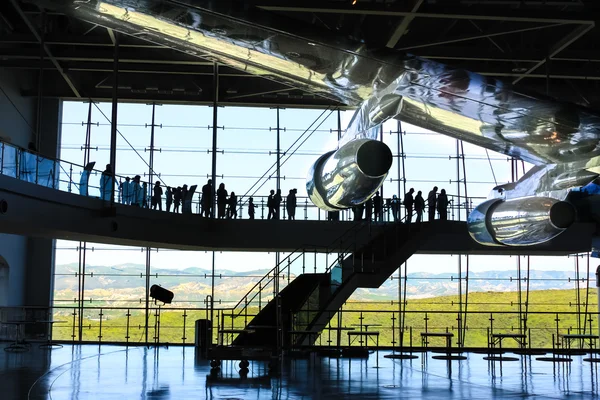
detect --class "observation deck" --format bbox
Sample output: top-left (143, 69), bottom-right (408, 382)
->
top-left (0, 173), bottom-right (594, 255)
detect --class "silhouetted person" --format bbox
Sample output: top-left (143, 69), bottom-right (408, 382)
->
top-left (173, 186), bottom-right (182, 213)
top-left (415, 190), bottom-right (425, 223)
top-left (152, 181), bottom-right (163, 211)
top-left (201, 179), bottom-right (213, 217)
top-left (128, 177), bottom-right (136, 205)
top-left (228, 192), bottom-right (238, 219)
top-left (123, 177), bottom-right (131, 205)
top-left (365, 198), bottom-right (373, 222)
top-left (390, 195), bottom-right (399, 222)
top-left (100, 164), bottom-right (114, 201)
top-left (132, 175), bottom-right (142, 207)
top-left (438, 189), bottom-right (449, 221)
top-left (273, 189), bottom-right (282, 220)
top-left (217, 183), bottom-right (228, 219)
top-left (404, 188), bottom-right (415, 223)
top-left (373, 191), bottom-right (383, 222)
top-left (353, 204), bottom-right (364, 221)
top-left (428, 186), bottom-right (438, 221)
top-left (328, 211), bottom-right (340, 221)
top-left (248, 197), bottom-right (256, 220)
top-left (286, 189), bottom-right (297, 220)
top-left (267, 190), bottom-right (275, 220)
top-left (166, 187), bottom-right (173, 212)
top-left (181, 184), bottom-right (188, 207)
top-left (142, 182), bottom-right (148, 208)
top-left (118, 179), bottom-right (123, 203)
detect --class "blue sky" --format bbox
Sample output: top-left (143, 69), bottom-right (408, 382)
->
top-left (53, 101), bottom-right (582, 275)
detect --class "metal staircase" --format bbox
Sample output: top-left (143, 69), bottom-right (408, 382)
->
top-left (223, 218), bottom-right (432, 349)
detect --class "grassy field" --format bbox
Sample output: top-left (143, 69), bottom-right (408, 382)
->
top-left (52, 288), bottom-right (599, 349)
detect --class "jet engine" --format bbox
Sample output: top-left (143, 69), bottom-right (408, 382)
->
top-left (306, 139), bottom-right (393, 211)
top-left (467, 197), bottom-right (576, 246)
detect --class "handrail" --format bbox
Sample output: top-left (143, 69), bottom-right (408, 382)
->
top-left (229, 220), bottom-right (374, 319)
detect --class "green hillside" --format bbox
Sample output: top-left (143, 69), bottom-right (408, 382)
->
top-left (52, 288), bottom-right (598, 349)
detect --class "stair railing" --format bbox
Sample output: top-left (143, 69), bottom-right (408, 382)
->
top-left (223, 220), bottom-right (374, 332)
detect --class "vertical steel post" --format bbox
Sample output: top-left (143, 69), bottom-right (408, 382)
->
top-left (35, 11), bottom-right (45, 151)
top-left (145, 247), bottom-right (151, 345)
top-left (276, 107), bottom-right (281, 191)
top-left (109, 32), bottom-right (119, 206)
top-left (398, 120), bottom-right (406, 197)
top-left (596, 265), bottom-right (600, 339)
top-left (148, 103), bottom-right (156, 190)
top-left (211, 251), bottom-right (215, 345)
top-left (379, 124), bottom-right (384, 200)
top-left (459, 141), bottom-right (469, 217)
top-left (211, 63), bottom-right (218, 218)
top-left (456, 140), bottom-right (461, 221)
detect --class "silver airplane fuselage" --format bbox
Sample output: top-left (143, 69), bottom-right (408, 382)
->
top-left (32, 0), bottom-right (600, 246)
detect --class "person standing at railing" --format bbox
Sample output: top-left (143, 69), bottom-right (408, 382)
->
top-left (365, 197), bottom-right (373, 222)
top-left (437, 189), bottom-right (449, 221)
top-left (152, 181), bottom-right (163, 211)
top-left (403, 188), bottom-right (415, 223)
top-left (131, 175), bottom-right (143, 207)
top-left (248, 197), bottom-right (257, 219)
top-left (173, 186), bottom-right (182, 213)
top-left (217, 183), bottom-right (228, 219)
top-left (390, 195), bottom-right (400, 222)
top-left (166, 187), bottom-right (173, 212)
top-left (123, 177), bottom-right (131, 205)
top-left (142, 182), bottom-right (149, 208)
top-left (267, 190), bottom-right (275, 220)
top-left (99, 164), bottom-right (114, 201)
top-left (200, 179), bottom-right (213, 217)
top-left (273, 189), bottom-right (282, 220)
top-left (427, 186), bottom-right (438, 221)
top-left (415, 190), bottom-right (425, 223)
top-left (228, 192), bottom-right (238, 219)
top-left (286, 189), bottom-right (297, 220)
top-left (373, 191), bottom-right (383, 222)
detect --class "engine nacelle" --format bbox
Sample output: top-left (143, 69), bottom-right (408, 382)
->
top-left (306, 139), bottom-right (393, 211)
top-left (468, 197), bottom-right (576, 246)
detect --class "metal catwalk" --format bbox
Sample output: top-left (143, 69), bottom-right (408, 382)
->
top-left (1, 344), bottom-right (598, 399)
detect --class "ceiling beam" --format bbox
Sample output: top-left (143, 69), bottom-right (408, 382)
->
top-left (107, 28), bottom-right (116, 46)
top-left (399, 22), bottom-right (565, 51)
top-left (0, 34), bottom-right (167, 48)
top-left (8, 0), bottom-right (81, 98)
top-left (385, 0), bottom-right (424, 48)
top-left (257, 5), bottom-right (595, 25)
top-left (512, 22), bottom-right (595, 84)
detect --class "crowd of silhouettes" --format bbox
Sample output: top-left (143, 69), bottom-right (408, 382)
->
top-left (104, 164), bottom-right (451, 222)
top-left (351, 186), bottom-right (450, 223)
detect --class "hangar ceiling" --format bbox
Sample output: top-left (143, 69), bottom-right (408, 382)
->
top-left (0, 0), bottom-right (599, 108)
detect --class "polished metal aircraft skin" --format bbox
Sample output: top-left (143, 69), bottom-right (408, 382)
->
top-left (34, 0), bottom-right (600, 245)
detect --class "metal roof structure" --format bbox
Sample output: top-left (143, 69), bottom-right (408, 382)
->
top-left (0, 0), bottom-right (599, 108)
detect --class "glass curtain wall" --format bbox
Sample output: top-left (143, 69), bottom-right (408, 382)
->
top-left (51, 101), bottom-right (597, 348)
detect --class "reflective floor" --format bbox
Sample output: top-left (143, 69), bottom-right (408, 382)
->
top-left (1, 344), bottom-right (599, 399)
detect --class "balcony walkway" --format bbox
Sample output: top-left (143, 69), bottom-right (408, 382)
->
top-left (0, 174), bottom-right (594, 254)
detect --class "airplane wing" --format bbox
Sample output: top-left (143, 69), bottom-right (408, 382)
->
top-left (41, 0), bottom-right (600, 170)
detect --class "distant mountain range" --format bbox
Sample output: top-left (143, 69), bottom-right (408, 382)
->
top-left (54, 263), bottom-right (593, 305)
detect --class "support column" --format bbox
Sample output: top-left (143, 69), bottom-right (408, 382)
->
top-left (35, 11), bottom-right (45, 151)
top-left (210, 63), bottom-right (218, 218)
top-left (109, 32), bottom-right (119, 205)
top-left (276, 107), bottom-right (281, 191)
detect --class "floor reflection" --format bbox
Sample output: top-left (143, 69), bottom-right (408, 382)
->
top-left (1, 344), bottom-right (598, 399)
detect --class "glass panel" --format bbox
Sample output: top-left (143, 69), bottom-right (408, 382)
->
top-left (19, 150), bottom-right (37, 183)
top-left (2, 144), bottom-right (17, 178)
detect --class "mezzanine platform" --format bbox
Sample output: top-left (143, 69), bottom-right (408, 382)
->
top-left (0, 174), bottom-right (594, 254)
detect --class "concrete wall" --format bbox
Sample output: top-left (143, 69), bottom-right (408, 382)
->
top-left (0, 67), bottom-right (61, 309)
